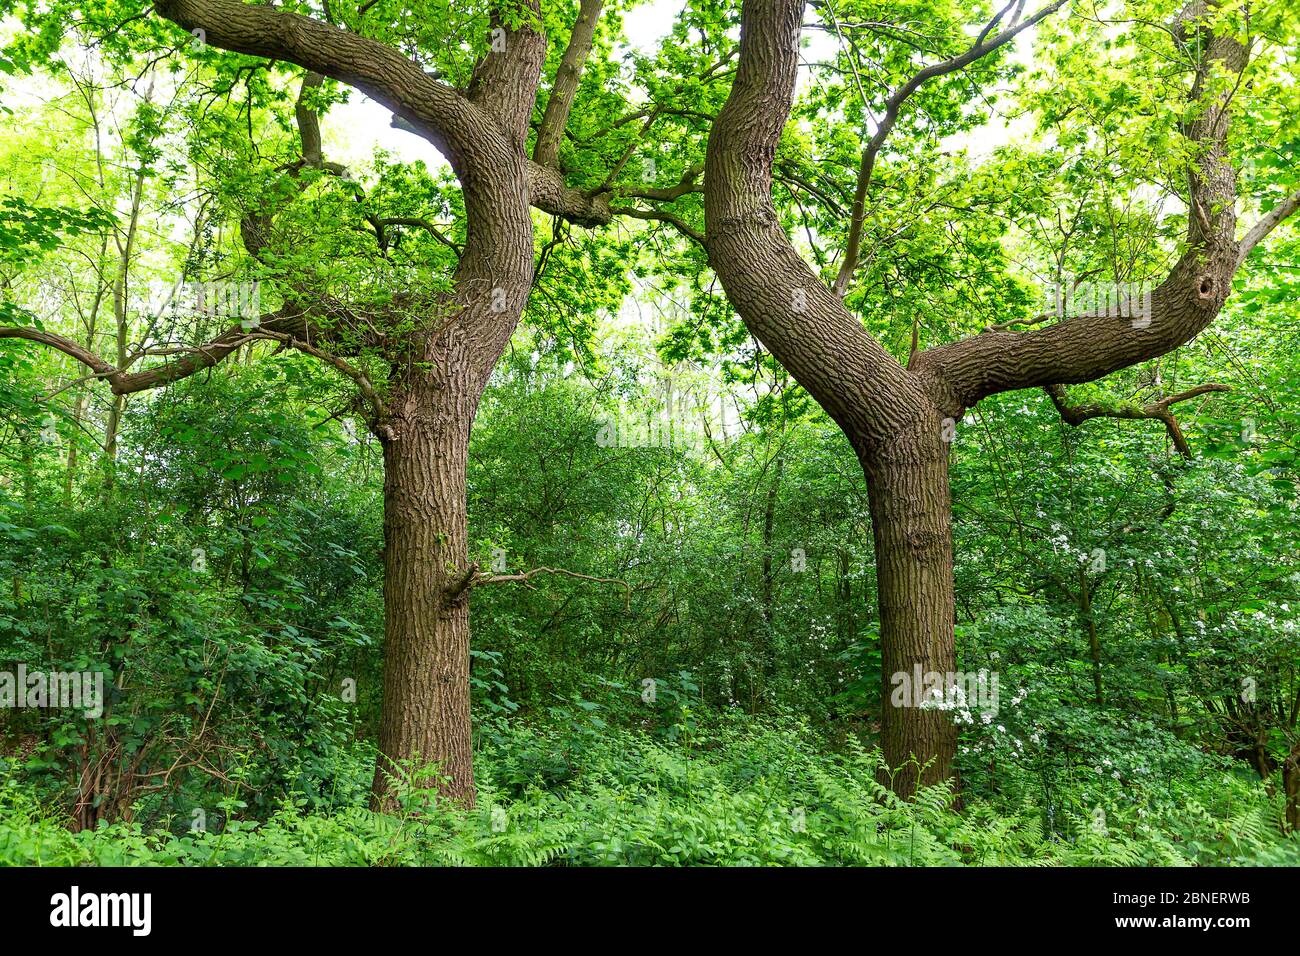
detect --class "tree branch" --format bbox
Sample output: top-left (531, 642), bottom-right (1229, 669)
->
top-left (389, 111), bottom-right (615, 227)
top-left (377, 217), bottom-right (462, 256)
top-left (527, 159), bottom-right (613, 225)
top-left (0, 327), bottom-right (120, 381)
top-left (831, 0), bottom-right (1067, 297)
top-left (534, 0), bottom-right (605, 168)
top-left (0, 309), bottom-right (304, 395)
top-left (444, 562), bottom-right (631, 607)
top-left (1237, 188), bottom-right (1300, 269)
top-left (705, 0), bottom-right (927, 448)
top-left (911, 6), bottom-right (1254, 416)
top-left (624, 162), bottom-right (705, 202)
top-left (609, 205), bottom-right (707, 249)
top-left (464, 1), bottom-right (547, 146)
top-left (250, 329), bottom-right (388, 418)
top-left (1046, 382), bottom-right (1229, 457)
top-left (152, 0), bottom-right (506, 170)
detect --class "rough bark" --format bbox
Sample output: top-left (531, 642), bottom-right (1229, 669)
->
top-left (364, 12), bottom-right (541, 808)
top-left (534, 0), bottom-right (604, 169)
top-left (864, 422), bottom-right (958, 794)
top-left (373, 377), bottom-right (476, 808)
top-left (909, 7), bottom-right (1250, 417)
top-left (706, 0), bottom-right (956, 795)
top-left (706, 0), bottom-right (1287, 799)
top-left (8, 0), bottom-right (554, 811)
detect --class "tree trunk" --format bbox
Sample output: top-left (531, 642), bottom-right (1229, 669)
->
top-left (703, 0), bottom-right (964, 798)
top-left (1284, 741), bottom-right (1300, 834)
top-left (371, 379), bottom-right (476, 811)
top-left (103, 165), bottom-right (146, 490)
top-left (63, 390), bottom-right (87, 506)
top-left (1079, 569), bottom-right (1104, 705)
top-left (760, 456), bottom-right (783, 628)
top-left (103, 394), bottom-right (125, 485)
top-left (862, 418), bottom-right (958, 797)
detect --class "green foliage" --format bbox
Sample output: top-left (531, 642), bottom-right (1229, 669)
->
top-left (1, 0), bottom-right (1299, 868)
top-left (2, 715), bottom-right (1295, 866)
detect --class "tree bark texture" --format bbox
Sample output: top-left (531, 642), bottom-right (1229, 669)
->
top-left (707, 0), bottom-right (1259, 797)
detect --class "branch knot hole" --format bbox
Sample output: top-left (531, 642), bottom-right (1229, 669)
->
top-left (906, 527), bottom-right (940, 556)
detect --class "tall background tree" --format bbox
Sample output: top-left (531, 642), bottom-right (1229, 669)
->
top-left (700, 0), bottom-right (1300, 793)
top-left (1, 0), bottom-right (636, 806)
